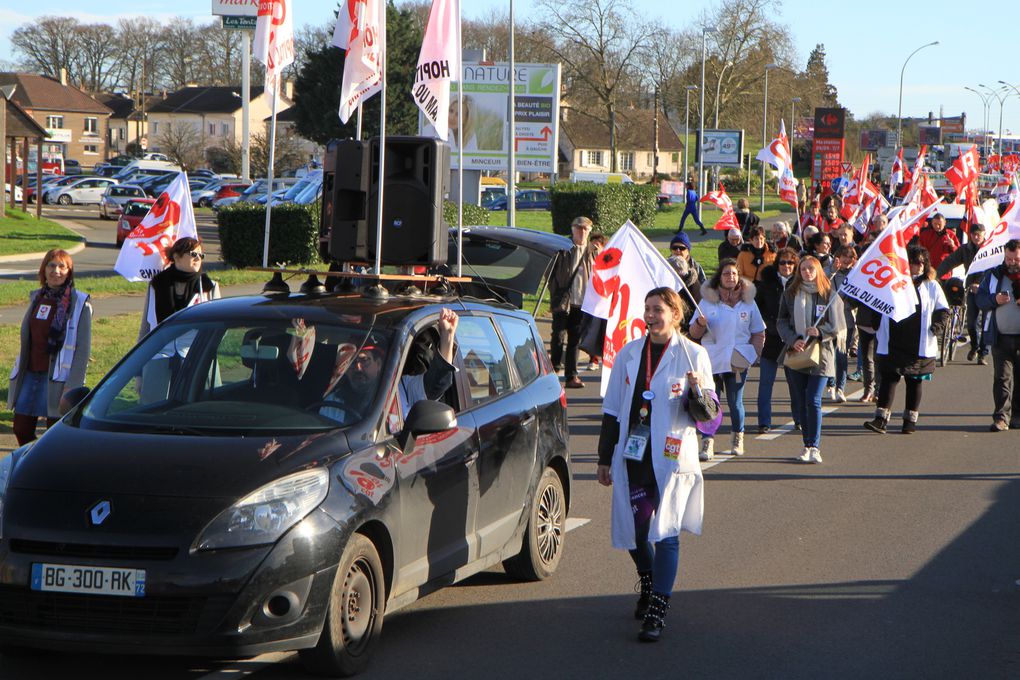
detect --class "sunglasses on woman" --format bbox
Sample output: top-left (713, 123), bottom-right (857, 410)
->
top-left (189, 251), bottom-right (206, 260)
top-left (671, 245), bottom-right (688, 251)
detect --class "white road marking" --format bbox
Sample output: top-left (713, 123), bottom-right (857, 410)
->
top-left (756, 388), bottom-right (864, 441)
top-left (565, 517), bottom-right (590, 532)
top-left (196, 652), bottom-right (296, 679)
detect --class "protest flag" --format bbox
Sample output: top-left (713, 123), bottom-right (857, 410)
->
top-left (889, 147), bottom-right (904, 192)
top-left (756, 120), bottom-right (799, 209)
top-left (115, 173), bottom-right (197, 282)
top-left (336, 0), bottom-right (387, 124)
top-left (944, 145), bottom-right (980, 196)
top-left (966, 199), bottom-right (1020, 276)
top-left (700, 183), bottom-right (740, 231)
top-left (413, 0), bottom-right (460, 141)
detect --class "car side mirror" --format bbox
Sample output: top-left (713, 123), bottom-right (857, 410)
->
top-left (403, 400), bottom-right (457, 437)
top-left (59, 386), bottom-right (91, 415)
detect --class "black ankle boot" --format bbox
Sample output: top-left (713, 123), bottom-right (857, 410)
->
top-left (638, 592), bottom-right (671, 642)
top-left (864, 408), bottom-right (890, 434)
top-left (634, 571), bottom-right (653, 620)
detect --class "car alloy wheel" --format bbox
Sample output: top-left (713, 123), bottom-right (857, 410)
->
top-left (504, 467), bottom-right (566, 581)
top-left (300, 533), bottom-right (384, 677)
top-left (58, 194), bottom-right (72, 205)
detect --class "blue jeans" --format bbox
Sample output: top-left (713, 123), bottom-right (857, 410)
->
top-left (784, 369), bottom-right (827, 448)
top-left (629, 536), bottom-right (681, 595)
top-left (966, 291), bottom-right (988, 355)
top-left (834, 349), bottom-right (848, 392)
top-left (757, 357), bottom-right (779, 429)
top-left (714, 371), bottom-right (747, 433)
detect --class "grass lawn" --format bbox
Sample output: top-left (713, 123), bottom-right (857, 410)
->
top-left (0, 210), bottom-right (85, 256)
top-left (0, 268), bottom-right (275, 308)
top-left (0, 314), bottom-right (139, 434)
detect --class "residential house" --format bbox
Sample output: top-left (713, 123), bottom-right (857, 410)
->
top-left (558, 107), bottom-right (683, 180)
top-left (98, 92), bottom-right (163, 156)
top-left (0, 71), bottom-right (113, 167)
top-left (146, 84), bottom-right (292, 159)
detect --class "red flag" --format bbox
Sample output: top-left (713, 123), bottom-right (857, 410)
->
top-left (919, 172), bottom-right (939, 208)
top-left (889, 147), bottom-right (904, 188)
top-left (700, 184), bottom-right (740, 231)
top-left (945, 145), bottom-right (980, 195)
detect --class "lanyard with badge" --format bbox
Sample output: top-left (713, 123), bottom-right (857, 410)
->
top-left (623, 339), bottom-right (663, 461)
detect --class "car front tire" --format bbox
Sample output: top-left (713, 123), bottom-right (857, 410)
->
top-left (58, 194), bottom-right (72, 205)
top-left (503, 467), bottom-right (566, 581)
top-left (300, 533), bottom-right (384, 677)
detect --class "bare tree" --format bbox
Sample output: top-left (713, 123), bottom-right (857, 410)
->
top-left (156, 123), bottom-right (205, 171)
top-left (215, 128), bottom-right (305, 177)
top-left (533, 0), bottom-right (652, 171)
top-left (70, 24), bottom-right (120, 92)
top-left (195, 23), bottom-right (242, 86)
top-left (160, 18), bottom-right (201, 90)
top-left (10, 17), bottom-right (81, 81)
top-left (115, 17), bottom-right (166, 95)
top-left (642, 28), bottom-right (699, 122)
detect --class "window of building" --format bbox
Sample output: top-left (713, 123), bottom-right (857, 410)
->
top-left (221, 123), bottom-right (230, 136)
top-left (208, 123), bottom-right (216, 136)
top-left (671, 152), bottom-right (679, 163)
top-left (647, 152), bottom-right (655, 166)
top-left (151, 122), bottom-right (159, 135)
top-left (46, 116), bottom-right (64, 129)
top-left (83, 144), bottom-right (99, 155)
top-left (586, 150), bottom-right (603, 167)
top-left (84, 117), bottom-right (98, 134)
top-left (619, 152), bottom-right (634, 172)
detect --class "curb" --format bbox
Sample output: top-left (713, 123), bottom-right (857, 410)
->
top-left (0, 216), bottom-right (89, 264)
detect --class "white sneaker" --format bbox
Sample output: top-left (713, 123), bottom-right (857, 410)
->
top-left (797, 447), bottom-right (812, 463)
top-left (809, 447), bottom-right (823, 463)
top-left (835, 389), bottom-right (846, 403)
top-left (827, 386), bottom-right (836, 401)
top-left (587, 360), bottom-right (600, 371)
top-left (699, 438), bottom-right (714, 462)
top-left (731, 432), bottom-right (744, 456)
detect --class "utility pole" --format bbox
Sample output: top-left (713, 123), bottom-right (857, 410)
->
top-left (653, 86), bottom-right (659, 180)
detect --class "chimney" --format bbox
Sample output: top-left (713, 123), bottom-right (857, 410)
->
top-left (59, 68), bottom-right (67, 86)
top-left (285, 81), bottom-right (294, 100)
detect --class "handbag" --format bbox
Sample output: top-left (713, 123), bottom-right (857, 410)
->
top-left (730, 349), bottom-right (752, 373)
top-left (783, 338), bottom-right (821, 371)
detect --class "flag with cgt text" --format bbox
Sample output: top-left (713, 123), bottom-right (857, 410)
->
top-left (114, 173), bottom-right (198, 282)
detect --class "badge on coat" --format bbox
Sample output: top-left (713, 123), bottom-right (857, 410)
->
top-left (815, 304), bottom-right (826, 318)
top-left (623, 423), bottom-right (650, 461)
top-left (35, 304), bottom-right (52, 320)
top-left (663, 435), bottom-right (682, 460)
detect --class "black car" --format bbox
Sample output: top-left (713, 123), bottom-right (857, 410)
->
top-left (0, 286), bottom-right (570, 676)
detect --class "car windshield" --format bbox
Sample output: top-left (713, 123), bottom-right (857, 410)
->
top-left (123, 201), bottom-right (152, 216)
top-left (76, 318), bottom-right (391, 435)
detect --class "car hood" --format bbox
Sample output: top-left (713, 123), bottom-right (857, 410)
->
top-left (10, 423), bottom-right (352, 501)
top-left (448, 226), bottom-right (571, 305)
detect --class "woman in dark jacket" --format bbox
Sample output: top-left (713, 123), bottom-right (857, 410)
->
top-left (717, 228), bottom-right (744, 263)
top-left (754, 248), bottom-right (800, 433)
top-left (803, 231), bottom-right (834, 273)
top-left (864, 246), bottom-right (949, 434)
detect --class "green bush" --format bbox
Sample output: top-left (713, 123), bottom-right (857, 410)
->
top-left (217, 202), bottom-right (322, 268)
top-left (549, 182), bottom-right (658, 236)
top-left (443, 200), bottom-right (489, 226)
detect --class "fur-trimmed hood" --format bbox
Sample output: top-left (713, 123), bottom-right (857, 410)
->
top-left (700, 278), bottom-right (757, 304)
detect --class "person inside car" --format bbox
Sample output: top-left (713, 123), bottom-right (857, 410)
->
top-left (321, 308), bottom-right (459, 424)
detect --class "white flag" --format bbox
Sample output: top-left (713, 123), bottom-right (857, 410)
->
top-left (581, 221), bottom-right (682, 395)
top-left (413, 0), bottom-right (460, 140)
top-left (253, 0), bottom-right (295, 96)
top-left (967, 199), bottom-right (1020, 276)
top-left (114, 173), bottom-right (198, 282)
top-left (336, 0), bottom-right (386, 123)
top-left (839, 200), bottom-right (942, 321)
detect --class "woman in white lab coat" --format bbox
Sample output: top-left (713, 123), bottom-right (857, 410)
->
top-left (596, 287), bottom-right (718, 642)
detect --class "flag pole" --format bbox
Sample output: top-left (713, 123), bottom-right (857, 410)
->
top-left (374, 23), bottom-right (387, 276)
top-left (357, 105), bottom-right (363, 140)
top-left (456, 6), bottom-right (464, 278)
top-left (261, 80), bottom-right (279, 268)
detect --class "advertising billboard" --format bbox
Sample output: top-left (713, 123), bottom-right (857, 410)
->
top-left (420, 62), bottom-right (561, 173)
top-left (696, 129), bottom-right (744, 167)
top-left (812, 138), bottom-right (845, 184)
top-left (211, 0), bottom-right (258, 15)
top-left (859, 129), bottom-right (890, 151)
top-left (813, 108), bottom-right (846, 139)
top-left (918, 125), bottom-right (942, 146)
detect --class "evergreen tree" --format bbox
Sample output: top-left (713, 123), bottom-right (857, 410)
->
top-left (805, 43), bottom-right (839, 106)
top-left (293, 1), bottom-right (423, 146)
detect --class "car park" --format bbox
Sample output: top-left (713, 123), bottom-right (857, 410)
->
top-left (63, 159), bottom-right (82, 175)
top-left (482, 189), bottom-right (552, 211)
top-left (4, 183), bottom-right (23, 203)
top-left (93, 165), bottom-right (123, 178)
top-left (0, 277), bottom-right (571, 676)
top-left (100, 185), bottom-right (148, 220)
top-left (45, 177), bottom-right (118, 205)
top-left (114, 198), bottom-right (156, 246)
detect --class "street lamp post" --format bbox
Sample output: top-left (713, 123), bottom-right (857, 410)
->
top-left (684, 85), bottom-right (697, 181)
top-left (761, 63), bottom-right (778, 212)
top-left (711, 60), bottom-right (733, 189)
top-left (791, 96), bottom-right (801, 134)
top-left (964, 86), bottom-right (992, 157)
top-left (897, 41), bottom-right (939, 149)
top-left (997, 80), bottom-right (1020, 155)
top-left (698, 27), bottom-right (716, 201)
top-left (980, 84), bottom-right (1013, 155)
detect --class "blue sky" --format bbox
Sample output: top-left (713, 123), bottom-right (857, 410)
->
top-left (2, 0), bottom-right (1017, 137)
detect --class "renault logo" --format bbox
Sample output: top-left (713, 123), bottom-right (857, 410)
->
top-left (89, 500), bottom-right (112, 526)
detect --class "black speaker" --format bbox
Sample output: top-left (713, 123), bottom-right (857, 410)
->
top-left (325, 139), bottom-right (372, 263)
top-left (366, 136), bottom-right (449, 266)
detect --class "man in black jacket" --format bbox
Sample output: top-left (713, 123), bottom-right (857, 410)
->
top-left (935, 222), bottom-right (987, 363)
top-left (548, 216), bottom-right (597, 388)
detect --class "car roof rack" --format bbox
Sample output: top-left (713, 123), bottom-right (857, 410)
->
top-left (250, 267), bottom-right (471, 301)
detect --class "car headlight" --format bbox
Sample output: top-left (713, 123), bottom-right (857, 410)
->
top-left (194, 468), bottom-right (329, 551)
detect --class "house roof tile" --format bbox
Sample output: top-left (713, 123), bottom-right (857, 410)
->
top-left (0, 73), bottom-right (112, 115)
top-left (147, 85), bottom-right (269, 114)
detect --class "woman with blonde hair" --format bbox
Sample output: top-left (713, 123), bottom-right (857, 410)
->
top-left (777, 255), bottom-right (845, 463)
top-left (8, 249), bottom-right (92, 444)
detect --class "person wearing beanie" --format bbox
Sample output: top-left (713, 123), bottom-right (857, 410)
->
top-left (667, 232), bottom-right (706, 317)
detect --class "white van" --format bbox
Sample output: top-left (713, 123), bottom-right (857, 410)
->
top-left (569, 171), bottom-right (634, 184)
top-left (114, 160), bottom-right (182, 182)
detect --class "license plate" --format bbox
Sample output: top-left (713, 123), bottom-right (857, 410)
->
top-left (31, 563), bottom-right (146, 597)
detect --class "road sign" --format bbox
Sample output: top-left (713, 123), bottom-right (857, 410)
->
top-left (841, 162), bottom-right (854, 175)
top-left (222, 15), bottom-right (258, 30)
top-left (140, 137), bottom-right (148, 150)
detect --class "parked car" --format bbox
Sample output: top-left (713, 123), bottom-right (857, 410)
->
top-left (482, 189), bottom-right (552, 211)
top-left (0, 281), bottom-right (570, 676)
top-left (114, 198), bottom-right (156, 246)
top-left (28, 175), bottom-right (71, 202)
top-left (94, 165), bottom-right (123, 178)
top-left (261, 171), bottom-right (323, 207)
top-left (4, 183), bottom-right (23, 203)
top-left (100, 185), bottom-right (148, 219)
top-left (106, 155), bottom-right (137, 167)
top-left (63, 159), bottom-right (82, 175)
top-left (45, 177), bottom-right (118, 205)
top-left (203, 181), bottom-right (253, 207)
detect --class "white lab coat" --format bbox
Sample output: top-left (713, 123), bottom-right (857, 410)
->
top-left (876, 278), bottom-right (948, 358)
top-left (602, 332), bottom-right (713, 549)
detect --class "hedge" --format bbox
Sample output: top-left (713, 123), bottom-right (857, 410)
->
top-left (443, 200), bottom-right (489, 226)
top-left (217, 202), bottom-right (322, 268)
top-left (549, 182), bottom-right (659, 236)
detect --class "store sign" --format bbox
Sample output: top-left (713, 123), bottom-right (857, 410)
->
top-left (222, 15), bottom-right (258, 29)
top-left (697, 129), bottom-right (744, 167)
top-left (811, 138), bottom-right (845, 183)
top-left (45, 128), bottom-right (72, 143)
top-left (211, 0), bottom-right (258, 16)
top-left (813, 107), bottom-right (845, 140)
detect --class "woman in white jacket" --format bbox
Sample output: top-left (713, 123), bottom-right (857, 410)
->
top-left (596, 287), bottom-right (719, 642)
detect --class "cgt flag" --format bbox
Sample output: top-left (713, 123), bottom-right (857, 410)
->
top-left (114, 173), bottom-right (198, 282)
top-left (334, 0), bottom-right (386, 123)
top-left (756, 120), bottom-right (799, 208)
top-left (581, 221), bottom-right (682, 395)
top-left (945, 145), bottom-right (980, 196)
top-left (839, 199), bottom-right (942, 321)
top-left (700, 183), bottom-right (740, 231)
top-left (889, 147), bottom-right (904, 190)
top-left (253, 0), bottom-right (295, 96)
top-left (966, 199), bottom-right (1020, 276)
top-left (413, 0), bottom-right (460, 140)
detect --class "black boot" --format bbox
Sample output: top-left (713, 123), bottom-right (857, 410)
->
top-left (634, 571), bottom-right (653, 620)
top-left (638, 592), bottom-right (671, 642)
top-left (902, 410), bottom-right (918, 434)
top-left (864, 408), bottom-right (890, 434)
